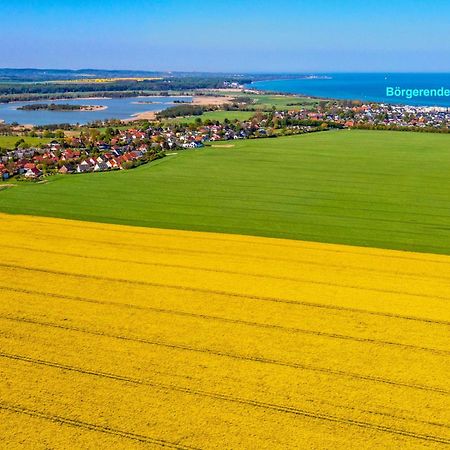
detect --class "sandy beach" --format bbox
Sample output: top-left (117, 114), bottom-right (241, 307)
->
top-left (192, 95), bottom-right (234, 105)
top-left (123, 111), bottom-right (157, 122)
top-left (125, 95), bottom-right (234, 121)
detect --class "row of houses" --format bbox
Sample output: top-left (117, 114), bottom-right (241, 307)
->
top-left (270, 103), bottom-right (450, 130)
top-left (1, 117), bottom-right (301, 180)
top-left (0, 140), bottom-right (153, 180)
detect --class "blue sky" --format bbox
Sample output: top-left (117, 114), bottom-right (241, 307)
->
top-left (1, 0), bottom-right (450, 72)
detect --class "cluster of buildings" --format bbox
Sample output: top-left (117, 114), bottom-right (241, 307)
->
top-left (349, 104), bottom-right (450, 129)
top-left (274, 103), bottom-right (450, 130)
top-left (0, 121), bottom-right (271, 180)
top-left (2, 102), bottom-right (448, 181)
top-left (0, 135), bottom-right (154, 180)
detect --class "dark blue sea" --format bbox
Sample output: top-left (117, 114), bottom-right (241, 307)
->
top-left (247, 73), bottom-right (450, 107)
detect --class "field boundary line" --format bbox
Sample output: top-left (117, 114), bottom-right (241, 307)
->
top-left (3, 213), bottom-right (450, 259)
top-left (4, 201), bottom-right (449, 250)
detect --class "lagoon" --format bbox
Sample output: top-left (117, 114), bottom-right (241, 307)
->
top-left (0, 96), bottom-right (191, 126)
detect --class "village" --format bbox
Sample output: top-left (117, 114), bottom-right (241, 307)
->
top-left (272, 102), bottom-right (450, 129)
top-left (1, 100), bottom-right (448, 181)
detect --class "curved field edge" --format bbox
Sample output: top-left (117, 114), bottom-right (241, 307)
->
top-left (1, 130), bottom-right (450, 255)
top-left (1, 213), bottom-right (449, 449)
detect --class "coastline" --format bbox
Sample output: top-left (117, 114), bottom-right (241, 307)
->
top-left (0, 93), bottom-right (236, 125)
top-left (123, 110), bottom-right (157, 122)
top-left (247, 75), bottom-right (450, 108)
top-left (15, 104), bottom-right (108, 112)
top-left (124, 95), bottom-right (235, 122)
top-left (131, 101), bottom-right (176, 105)
top-left (2, 96), bottom-right (113, 105)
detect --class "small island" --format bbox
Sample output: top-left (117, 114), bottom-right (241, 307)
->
top-left (133, 100), bottom-right (157, 104)
top-left (17, 103), bottom-right (107, 112)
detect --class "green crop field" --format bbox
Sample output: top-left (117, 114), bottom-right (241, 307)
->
top-left (169, 110), bottom-right (255, 124)
top-left (250, 94), bottom-right (319, 110)
top-left (0, 135), bottom-right (52, 149)
top-left (1, 130), bottom-right (450, 254)
top-left (214, 91), bottom-right (319, 110)
top-left (228, 92), bottom-right (320, 110)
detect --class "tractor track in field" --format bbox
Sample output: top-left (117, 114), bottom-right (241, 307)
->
top-left (1, 285), bottom-right (448, 357)
top-left (2, 353), bottom-right (450, 446)
top-left (0, 402), bottom-right (199, 449)
top-left (3, 232), bottom-right (450, 283)
top-left (1, 314), bottom-right (448, 396)
top-left (3, 229), bottom-right (450, 283)
top-left (2, 254), bottom-right (450, 305)
top-left (5, 241), bottom-right (450, 287)
top-left (1, 262), bottom-right (450, 328)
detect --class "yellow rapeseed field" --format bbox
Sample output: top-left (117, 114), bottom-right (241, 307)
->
top-left (50, 77), bottom-right (163, 83)
top-left (0, 213), bottom-right (449, 449)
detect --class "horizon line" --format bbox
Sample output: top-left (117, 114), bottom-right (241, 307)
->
top-left (2, 68), bottom-right (450, 75)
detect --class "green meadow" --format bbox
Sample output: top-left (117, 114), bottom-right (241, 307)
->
top-left (169, 110), bottom-right (255, 124)
top-left (228, 92), bottom-right (320, 110)
top-left (249, 94), bottom-right (319, 110)
top-left (0, 135), bottom-right (52, 149)
top-left (1, 130), bottom-right (450, 254)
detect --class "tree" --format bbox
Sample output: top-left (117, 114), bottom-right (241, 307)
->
top-left (15, 139), bottom-right (25, 149)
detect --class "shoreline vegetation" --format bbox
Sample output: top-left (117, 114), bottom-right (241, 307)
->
top-left (17, 103), bottom-right (107, 112)
top-left (0, 71), bottom-right (255, 103)
top-left (125, 95), bottom-right (235, 121)
top-left (0, 70), bottom-right (448, 133)
top-left (6, 96), bottom-right (112, 104)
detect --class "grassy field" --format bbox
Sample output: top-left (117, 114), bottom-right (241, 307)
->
top-left (1, 213), bottom-right (449, 449)
top-left (210, 90), bottom-right (319, 110)
top-left (249, 93), bottom-right (319, 110)
top-left (169, 110), bottom-right (255, 124)
top-left (1, 130), bottom-right (450, 254)
top-left (228, 92), bottom-right (320, 110)
top-left (0, 135), bottom-right (52, 149)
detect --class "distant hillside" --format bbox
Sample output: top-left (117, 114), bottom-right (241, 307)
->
top-left (0, 68), bottom-right (255, 83)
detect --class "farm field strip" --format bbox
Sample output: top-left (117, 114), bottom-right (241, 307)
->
top-left (1, 213), bottom-right (449, 448)
top-left (1, 282), bottom-right (448, 354)
top-left (3, 226), bottom-right (450, 284)
top-left (3, 243), bottom-right (450, 308)
top-left (0, 314), bottom-right (446, 396)
top-left (2, 131), bottom-right (450, 255)
top-left (1, 234), bottom-right (449, 324)
top-left (3, 212), bottom-right (450, 279)
top-left (1, 325), bottom-right (450, 447)
top-left (1, 359), bottom-right (449, 447)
